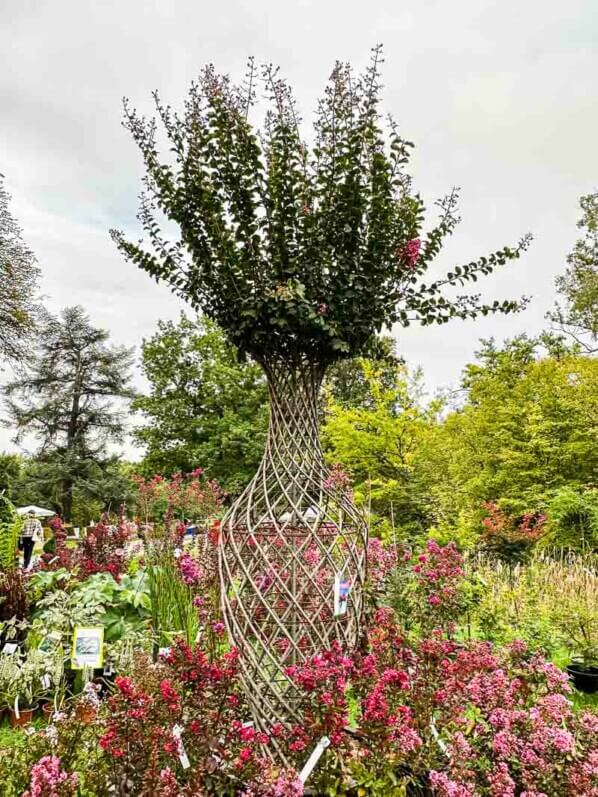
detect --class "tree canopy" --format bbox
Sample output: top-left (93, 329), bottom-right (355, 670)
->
top-left (322, 335), bottom-right (598, 546)
top-left (113, 48), bottom-right (530, 367)
top-left (549, 190), bottom-right (598, 353)
top-left (134, 315), bottom-right (268, 493)
top-left (0, 176), bottom-right (41, 363)
top-left (2, 306), bottom-right (135, 520)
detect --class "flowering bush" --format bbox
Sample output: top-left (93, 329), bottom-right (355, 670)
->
top-left (323, 462), bottom-right (354, 500)
top-left (427, 641), bottom-right (598, 796)
top-left (410, 539), bottom-right (469, 632)
top-left (75, 515), bottom-right (129, 580)
top-left (22, 756), bottom-right (78, 797)
top-left (366, 536), bottom-right (401, 592)
top-left (97, 640), bottom-right (292, 794)
top-left (481, 501), bottom-right (546, 564)
top-left (133, 469), bottom-right (223, 526)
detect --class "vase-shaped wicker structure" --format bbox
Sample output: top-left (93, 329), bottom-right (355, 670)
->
top-left (218, 359), bottom-right (367, 746)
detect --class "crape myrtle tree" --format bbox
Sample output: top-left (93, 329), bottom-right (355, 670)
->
top-left (113, 47), bottom-right (530, 742)
top-left (0, 175), bottom-right (41, 363)
top-left (3, 306), bottom-right (134, 521)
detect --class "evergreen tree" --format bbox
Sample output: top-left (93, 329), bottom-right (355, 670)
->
top-left (3, 306), bottom-right (134, 520)
top-left (0, 176), bottom-right (41, 363)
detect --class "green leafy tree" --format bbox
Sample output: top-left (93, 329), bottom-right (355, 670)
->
top-left (421, 335), bottom-right (598, 540)
top-left (112, 48), bottom-right (530, 371)
top-left (549, 191), bottom-right (598, 353)
top-left (3, 306), bottom-right (134, 521)
top-left (134, 315), bottom-right (268, 492)
top-left (0, 176), bottom-right (41, 363)
top-left (323, 358), bottom-right (435, 538)
top-left (545, 487), bottom-right (598, 551)
top-left (0, 452), bottom-right (22, 497)
top-left (325, 336), bottom-right (401, 409)
top-left (11, 455), bottom-right (135, 526)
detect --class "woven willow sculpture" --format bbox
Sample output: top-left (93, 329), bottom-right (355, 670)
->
top-left (219, 360), bottom-right (366, 740)
top-left (115, 48), bottom-right (529, 742)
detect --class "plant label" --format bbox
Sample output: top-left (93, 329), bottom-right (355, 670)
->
top-left (299, 735), bottom-right (330, 784)
top-left (2, 642), bottom-right (18, 655)
top-left (41, 673), bottom-right (52, 689)
top-left (71, 627), bottom-right (104, 669)
top-left (173, 724), bottom-right (190, 770)
top-left (334, 574), bottom-right (351, 616)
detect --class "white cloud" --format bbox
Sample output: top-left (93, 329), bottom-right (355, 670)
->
top-left (1, 0), bottom-right (597, 458)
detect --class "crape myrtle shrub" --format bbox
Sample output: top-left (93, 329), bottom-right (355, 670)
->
top-left (4, 539), bottom-right (597, 796)
top-left (112, 46), bottom-right (530, 367)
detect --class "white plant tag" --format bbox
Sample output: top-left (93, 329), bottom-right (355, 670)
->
top-left (14, 695), bottom-right (20, 720)
top-left (299, 736), bottom-right (330, 784)
top-left (41, 673), bottom-right (52, 689)
top-left (2, 642), bottom-right (18, 655)
top-left (103, 665), bottom-right (113, 676)
top-left (158, 646), bottom-right (171, 658)
top-left (173, 724), bottom-right (190, 769)
top-left (333, 574), bottom-right (351, 617)
top-left (48, 556), bottom-right (59, 565)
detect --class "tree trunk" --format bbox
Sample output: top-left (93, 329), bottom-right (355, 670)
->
top-left (218, 358), bottom-right (368, 759)
top-left (62, 479), bottom-right (73, 524)
top-left (63, 354), bottom-right (82, 524)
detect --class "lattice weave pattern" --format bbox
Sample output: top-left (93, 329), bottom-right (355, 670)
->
top-left (218, 359), bottom-right (367, 744)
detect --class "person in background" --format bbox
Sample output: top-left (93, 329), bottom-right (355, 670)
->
top-left (20, 510), bottom-right (43, 569)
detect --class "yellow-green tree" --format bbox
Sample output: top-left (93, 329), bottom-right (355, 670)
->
top-left (421, 335), bottom-right (598, 543)
top-left (323, 358), bottom-right (436, 538)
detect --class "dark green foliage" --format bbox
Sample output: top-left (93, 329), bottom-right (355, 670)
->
top-left (3, 306), bottom-right (135, 521)
top-left (549, 191), bottom-right (598, 353)
top-left (113, 48), bottom-right (530, 366)
top-left (0, 453), bottom-right (21, 496)
top-left (134, 315), bottom-right (268, 493)
top-left (0, 177), bottom-right (41, 363)
top-left (0, 490), bottom-right (19, 571)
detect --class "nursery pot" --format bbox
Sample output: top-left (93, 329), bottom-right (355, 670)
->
top-left (73, 702), bottom-right (97, 723)
top-left (567, 662), bottom-right (598, 694)
top-left (41, 702), bottom-right (56, 721)
top-left (10, 704), bottom-right (38, 727)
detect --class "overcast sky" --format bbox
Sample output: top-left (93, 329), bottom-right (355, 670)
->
top-left (1, 0), bottom-right (597, 459)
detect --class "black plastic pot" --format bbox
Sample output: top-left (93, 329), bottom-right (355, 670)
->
top-left (567, 663), bottom-right (598, 694)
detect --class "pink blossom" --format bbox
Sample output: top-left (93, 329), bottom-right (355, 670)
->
top-left (23, 756), bottom-right (78, 797)
top-left (396, 238), bottom-right (421, 269)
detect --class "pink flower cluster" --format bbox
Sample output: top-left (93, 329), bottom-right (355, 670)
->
top-left (23, 756), bottom-right (78, 797)
top-left (424, 640), bottom-right (598, 796)
top-left (323, 462), bottom-right (353, 500)
top-left (177, 552), bottom-right (202, 586)
top-left (410, 539), bottom-right (465, 629)
top-left (367, 536), bottom-right (399, 590)
top-left (396, 237), bottom-right (421, 269)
